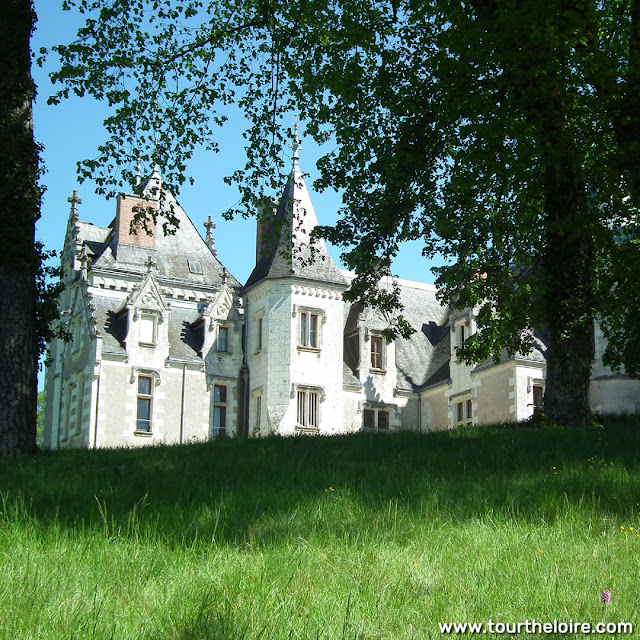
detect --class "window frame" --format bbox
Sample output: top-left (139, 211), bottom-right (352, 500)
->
top-left (298, 308), bottom-right (322, 351)
top-left (255, 393), bottom-right (262, 430)
top-left (136, 375), bottom-right (154, 433)
top-left (453, 395), bottom-right (473, 427)
top-left (363, 406), bottom-right (391, 431)
top-left (296, 387), bottom-right (320, 430)
top-left (138, 313), bottom-right (157, 346)
top-left (370, 333), bottom-right (386, 372)
top-left (533, 385), bottom-right (544, 410)
top-left (254, 314), bottom-right (264, 354)
top-left (213, 384), bottom-right (227, 437)
top-left (216, 325), bottom-right (230, 353)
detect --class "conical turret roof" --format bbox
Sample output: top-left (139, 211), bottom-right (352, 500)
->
top-left (244, 139), bottom-right (347, 290)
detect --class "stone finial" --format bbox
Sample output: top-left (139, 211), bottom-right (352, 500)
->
top-left (222, 266), bottom-right (228, 285)
top-left (289, 121), bottom-right (303, 168)
top-left (204, 215), bottom-right (217, 256)
top-left (67, 190), bottom-right (82, 221)
top-left (145, 255), bottom-right (157, 272)
top-left (78, 244), bottom-right (90, 279)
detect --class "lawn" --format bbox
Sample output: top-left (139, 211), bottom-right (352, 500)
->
top-left (1, 420), bottom-right (639, 639)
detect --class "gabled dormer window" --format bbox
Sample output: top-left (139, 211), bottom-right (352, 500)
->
top-left (188, 260), bottom-right (203, 274)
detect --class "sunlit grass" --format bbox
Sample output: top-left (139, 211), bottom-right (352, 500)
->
top-left (1, 421), bottom-right (639, 638)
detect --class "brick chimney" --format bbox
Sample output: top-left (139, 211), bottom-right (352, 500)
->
top-left (115, 194), bottom-right (157, 249)
top-left (255, 198), bottom-right (278, 263)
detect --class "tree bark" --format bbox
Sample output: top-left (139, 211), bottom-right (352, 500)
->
top-left (0, 0), bottom-right (39, 458)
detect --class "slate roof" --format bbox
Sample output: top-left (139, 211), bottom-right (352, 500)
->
top-left (340, 273), bottom-right (451, 391)
top-left (85, 178), bottom-right (241, 289)
top-left (76, 172), bottom-right (242, 364)
top-left (92, 296), bottom-right (128, 356)
top-left (393, 279), bottom-right (450, 390)
top-left (244, 165), bottom-right (347, 290)
top-left (167, 307), bottom-right (205, 362)
top-left (472, 328), bottom-right (549, 374)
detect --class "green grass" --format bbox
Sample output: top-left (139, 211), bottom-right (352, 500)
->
top-left (2, 422), bottom-right (640, 639)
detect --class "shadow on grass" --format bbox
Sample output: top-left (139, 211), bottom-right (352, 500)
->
top-left (1, 420), bottom-right (640, 547)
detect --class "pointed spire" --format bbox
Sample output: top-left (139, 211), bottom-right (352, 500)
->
top-left (204, 215), bottom-right (217, 256)
top-left (244, 128), bottom-right (347, 290)
top-left (289, 121), bottom-right (302, 169)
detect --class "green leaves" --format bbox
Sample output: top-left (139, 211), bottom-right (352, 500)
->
top-left (46, 0), bottom-right (640, 384)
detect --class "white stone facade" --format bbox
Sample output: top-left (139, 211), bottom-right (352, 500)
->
top-left (41, 161), bottom-right (640, 450)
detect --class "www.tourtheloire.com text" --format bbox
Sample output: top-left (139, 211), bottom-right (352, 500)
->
top-left (438, 620), bottom-right (634, 635)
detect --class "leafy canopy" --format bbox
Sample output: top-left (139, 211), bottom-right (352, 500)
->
top-left (45, 0), bottom-right (640, 372)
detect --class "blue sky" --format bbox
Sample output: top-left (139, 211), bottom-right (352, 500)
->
top-left (32, 1), bottom-right (436, 288)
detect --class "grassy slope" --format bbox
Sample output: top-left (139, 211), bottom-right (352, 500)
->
top-left (1, 421), bottom-right (639, 639)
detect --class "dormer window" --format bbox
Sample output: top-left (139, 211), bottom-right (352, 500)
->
top-left (188, 260), bottom-right (203, 275)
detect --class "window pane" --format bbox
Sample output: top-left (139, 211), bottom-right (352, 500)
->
top-left (137, 398), bottom-right (150, 421)
top-left (457, 402), bottom-right (463, 423)
top-left (256, 396), bottom-right (262, 427)
top-left (138, 376), bottom-right (152, 396)
top-left (140, 316), bottom-right (155, 344)
top-left (300, 312), bottom-right (308, 346)
top-left (213, 406), bottom-right (226, 435)
top-left (214, 384), bottom-right (227, 403)
top-left (466, 399), bottom-right (473, 420)
top-left (533, 385), bottom-right (544, 408)
top-left (309, 392), bottom-right (318, 427)
top-left (136, 398), bottom-right (151, 432)
top-left (258, 318), bottom-right (263, 350)
top-left (218, 327), bottom-right (228, 352)
top-left (363, 409), bottom-right (375, 429)
top-left (309, 314), bottom-right (318, 348)
top-left (378, 411), bottom-right (389, 430)
top-left (371, 336), bottom-right (383, 369)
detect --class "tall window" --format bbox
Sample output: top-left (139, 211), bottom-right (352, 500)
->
top-left (255, 394), bottom-right (262, 429)
top-left (299, 311), bottom-right (319, 348)
top-left (257, 317), bottom-right (263, 351)
top-left (371, 335), bottom-right (385, 370)
top-left (533, 385), bottom-right (544, 409)
top-left (459, 324), bottom-right (466, 348)
top-left (139, 314), bottom-right (156, 345)
top-left (213, 384), bottom-right (227, 436)
top-left (136, 376), bottom-right (153, 432)
top-left (217, 326), bottom-right (229, 352)
top-left (297, 388), bottom-right (319, 428)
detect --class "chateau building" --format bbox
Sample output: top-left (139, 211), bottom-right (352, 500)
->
top-left (41, 143), bottom-right (640, 449)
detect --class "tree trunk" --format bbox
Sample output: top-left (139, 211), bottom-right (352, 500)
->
top-left (0, 0), bottom-right (39, 458)
top-left (542, 221), bottom-right (594, 428)
top-left (537, 96), bottom-right (594, 428)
